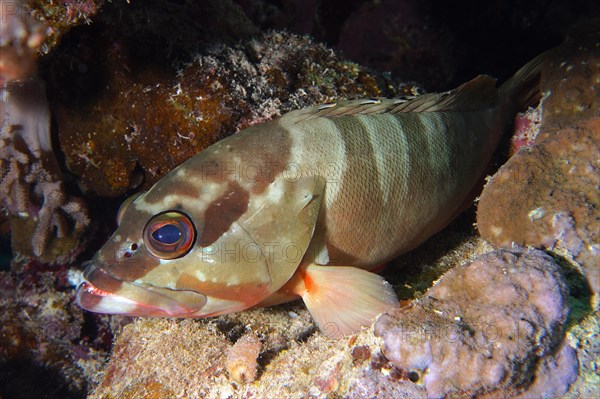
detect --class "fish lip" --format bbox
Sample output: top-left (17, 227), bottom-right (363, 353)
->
top-left (76, 263), bottom-right (207, 317)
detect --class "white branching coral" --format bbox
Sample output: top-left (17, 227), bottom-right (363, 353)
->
top-left (1, 79), bottom-right (89, 258)
top-left (1, 1), bottom-right (89, 260)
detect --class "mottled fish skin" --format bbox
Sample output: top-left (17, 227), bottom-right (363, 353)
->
top-left (76, 73), bottom-right (530, 334)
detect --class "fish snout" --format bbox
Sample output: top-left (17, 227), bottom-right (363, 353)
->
top-left (76, 263), bottom-right (207, 317)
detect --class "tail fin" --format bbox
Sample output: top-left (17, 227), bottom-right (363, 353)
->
top-left (499, 51), bottom-right (548, 112)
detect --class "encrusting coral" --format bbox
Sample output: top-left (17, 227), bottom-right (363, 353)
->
top-left (47, 28), bottom-right (406, 197)
top-left (375, 249), bottom-right (576, 398)
top-left (477, 26), bottom-right (600, 296)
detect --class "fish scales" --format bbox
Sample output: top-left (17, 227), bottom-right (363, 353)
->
top-left (76, 67), bottom-right (542, 337)
top-left (281, 108), bottom-right (501, 265)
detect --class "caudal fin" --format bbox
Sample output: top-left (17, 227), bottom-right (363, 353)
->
top-left (499, 50), bottom-right (548, 112)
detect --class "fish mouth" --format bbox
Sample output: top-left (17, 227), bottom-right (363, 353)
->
top-left (76, 264), bottom-right (207, 317)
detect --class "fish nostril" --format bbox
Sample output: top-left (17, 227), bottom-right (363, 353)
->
top-left (122, 242), bottom-right (138, 258)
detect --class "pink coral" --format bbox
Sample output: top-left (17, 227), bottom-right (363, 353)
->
top-left (510, 102), bottom-right (542, 155)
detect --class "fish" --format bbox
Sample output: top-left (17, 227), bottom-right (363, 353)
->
top-left (76, 62), bottom-right (541, 338)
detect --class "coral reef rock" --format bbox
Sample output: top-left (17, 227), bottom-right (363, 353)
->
top-left (48, 29), bottom-right (403, 197)
top-left (478, 118), bottom-right (599, 294)
top-left (374, 249), bottom-right (576, 398)
top-left (88, 316), bottom-right (427, 399)
top-left (0, 262), bottom-right (112, 399)
top-left (477, 27), bottom-right (600, 296)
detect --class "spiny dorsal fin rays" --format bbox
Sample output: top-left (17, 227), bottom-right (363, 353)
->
top-left (389, 93), bottom-right (449, 113)
top-left (284, 97), bottom-right (414, 124)
top-left (287, 98), bottom-right (403, 124)
top-left (389, 75), bottom-right (500, 113)
top-left (281, 75), bottom-right (500, 126)
top-left (315, 98), bottom-right (405, 117)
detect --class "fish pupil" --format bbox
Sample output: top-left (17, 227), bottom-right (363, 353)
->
top-left (153, 224), bottom-right (182, 244)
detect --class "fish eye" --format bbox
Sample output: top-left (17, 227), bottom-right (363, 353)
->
top-left (144, 211), bottom-right (196, 259)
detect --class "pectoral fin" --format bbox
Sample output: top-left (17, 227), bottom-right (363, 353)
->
top-left (285, 263), bottom-right (399, 338)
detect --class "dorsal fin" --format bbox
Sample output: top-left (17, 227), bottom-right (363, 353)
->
top-left (281, 75), bottom-right (500, 125)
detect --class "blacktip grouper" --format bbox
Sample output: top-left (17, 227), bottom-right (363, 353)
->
top-left (76, 60), bottom-right (541, 338)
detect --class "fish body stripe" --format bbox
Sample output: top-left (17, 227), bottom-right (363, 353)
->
top-left (279, 109), bottom-right (502, 267)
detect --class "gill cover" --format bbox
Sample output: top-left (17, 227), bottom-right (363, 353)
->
top-left (234, 176), bottom-right (326, 291)
top-left (171, 175), bottom-right (327, 315)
